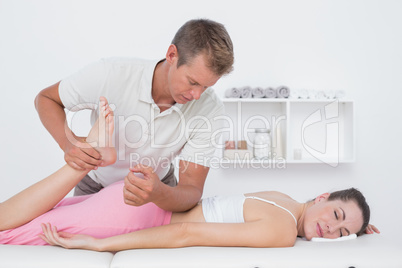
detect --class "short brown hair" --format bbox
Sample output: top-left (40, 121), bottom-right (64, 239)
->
top-left (172, 19), bottom-right (234, 76)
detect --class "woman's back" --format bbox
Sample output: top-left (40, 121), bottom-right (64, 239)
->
top-left (170, 191), bottom-right (300, 247)
top-left (244, 191), bottom-right (300, 224)
top-left (171, 191), bottom-right (300, 228)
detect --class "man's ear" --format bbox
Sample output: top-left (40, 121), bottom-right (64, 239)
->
top-left (166, 44), bottom-right (178, 65)
top-left (314, 193), bottom-right (330, 204)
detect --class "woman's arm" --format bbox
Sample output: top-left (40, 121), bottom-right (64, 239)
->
top-left (41, 219), bottom-right (297, 251)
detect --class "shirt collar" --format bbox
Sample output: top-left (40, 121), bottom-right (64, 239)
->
top-left (139, 58), bottom-right (184, 113)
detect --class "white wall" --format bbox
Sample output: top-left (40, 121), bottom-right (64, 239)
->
top-left (1, 0), bottom-right (401, 239)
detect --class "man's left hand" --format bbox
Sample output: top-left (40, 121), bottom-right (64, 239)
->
top-left (123, 164), bottom-right (162, 206)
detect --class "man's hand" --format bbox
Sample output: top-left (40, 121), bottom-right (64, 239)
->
top-left (35, 81), bottom-right (102, 171)
top-left (63, 135), bottom-right (102, 171)
top-left (123, 164), bottom-right (163, 206)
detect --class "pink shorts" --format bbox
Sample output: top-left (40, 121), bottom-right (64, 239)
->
top-left (0, 180), bottom-right (172, 245)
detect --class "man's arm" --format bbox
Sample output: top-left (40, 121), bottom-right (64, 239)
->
top-left (123, 161), bottom-right (208, 212)
top-left (34, 82), bottom-right (102, 170)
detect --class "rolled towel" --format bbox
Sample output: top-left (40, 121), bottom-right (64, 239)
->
top-left (335, 90), bottom-right (345, 99)
top-left (225, 87), bottom-right (241, 98)
top-left (264, 87), bottom-right (277, 98)
top-left (240, 86), bottom-right (252, 98)
top-left (315, 90), bottom-right (326, 99)
top-left (298, 89), bottom-right (309, 99)
top-left (251, 87), bottom-right (265, 98)
top-left (289, 89), bottom-right (300, 99)
top-left (308, 90), bottom-right (317, 99)
top-left (276, 86), bottom-right (290, 98)
top-left (311, 233), bottom-right (357, 242)
top-left (325, 90), bottom-right (336, 99)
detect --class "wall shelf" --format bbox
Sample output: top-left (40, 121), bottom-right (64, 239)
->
top-left (219, 98), bottom-right (355, 166)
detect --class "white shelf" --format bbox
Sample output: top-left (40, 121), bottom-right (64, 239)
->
top-left (222, 98), bottom-right (353, 103)
top-left (219, 98), bottom-right (355, 166)
top-left (222, 98), bottom-right (288, 103)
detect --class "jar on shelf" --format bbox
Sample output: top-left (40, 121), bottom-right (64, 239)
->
top-left (253, 128), bottom-right (271, 160)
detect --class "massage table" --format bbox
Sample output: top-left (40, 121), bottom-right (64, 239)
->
top-left (0, 233), bottom-right (400, 268)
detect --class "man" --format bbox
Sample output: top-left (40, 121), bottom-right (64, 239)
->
top-left (34, 19), bottom-right (234, 212)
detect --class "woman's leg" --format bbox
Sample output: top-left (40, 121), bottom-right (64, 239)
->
top-left (85, 96), bottom-right (116, 167)
top-left (0, 97), bottom-right (116, 231)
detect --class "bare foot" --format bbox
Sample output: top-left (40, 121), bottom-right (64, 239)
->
top-left (86, 97), bottom-right (117, 167)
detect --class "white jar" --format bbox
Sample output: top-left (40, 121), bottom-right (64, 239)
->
top-left (254, 128), bottom-right (271, 160)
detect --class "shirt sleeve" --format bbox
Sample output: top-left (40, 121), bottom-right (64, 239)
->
top-left (59, 59), bottom-right (109, 112)
top-left (178, 105), bottom-right (224, 168)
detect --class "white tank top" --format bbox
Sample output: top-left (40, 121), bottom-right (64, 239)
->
top-left (202, 194), bottom-right (297, 225)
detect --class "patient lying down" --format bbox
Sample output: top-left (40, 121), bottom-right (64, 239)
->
top-left (0, 97), bottom-right (376, 251)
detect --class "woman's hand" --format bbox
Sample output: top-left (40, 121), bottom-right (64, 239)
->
top-left (40, 223), bottom-right (99, 251)
top-left (365, 223), bottom-right (380, 234)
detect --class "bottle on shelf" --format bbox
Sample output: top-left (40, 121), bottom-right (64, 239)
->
top-left (253, 128), bottom-right (271, 160)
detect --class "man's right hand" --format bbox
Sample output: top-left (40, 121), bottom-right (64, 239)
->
top-left (63, 135), bottom-right (102, 171)
top-left (35, 81), bottom-right (103, 171)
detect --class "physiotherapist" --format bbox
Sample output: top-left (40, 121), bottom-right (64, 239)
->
top-left (34, 19), bottom-right (234, 212)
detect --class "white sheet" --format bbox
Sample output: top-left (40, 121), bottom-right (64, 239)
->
top-left (0, 245), bottom-right (113, 268)
top-left (0, 233), bottom-right (400, 268)
top-left (112, 234), bottom-right (401, 268)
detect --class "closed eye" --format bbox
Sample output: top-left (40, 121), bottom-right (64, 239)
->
top-left (189, 79), bottom-right (199, 86)
top-left (334, 211), bottom-right (338, 220)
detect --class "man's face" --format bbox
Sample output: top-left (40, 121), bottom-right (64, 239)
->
top-left (167, 54), bottom-right (221, 104)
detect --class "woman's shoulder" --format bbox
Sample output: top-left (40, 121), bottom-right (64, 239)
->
top-left (243, 191), bottom-right (299, 242)
top-left (244, 191), bottom-right (295, 202)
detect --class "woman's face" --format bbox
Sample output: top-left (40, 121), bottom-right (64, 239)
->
top-left (303, 193), bottom-right (364, 240)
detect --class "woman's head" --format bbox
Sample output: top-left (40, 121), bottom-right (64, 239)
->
top-left (171, 19), bottom-right (234, 77)
top-left (327, 188), bottom-right (370, 236)
top-left (302, 188), bottom-right (370, 240)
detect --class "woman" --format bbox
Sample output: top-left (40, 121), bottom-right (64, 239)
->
top-left (0, 98), bottom-right (375, 251)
